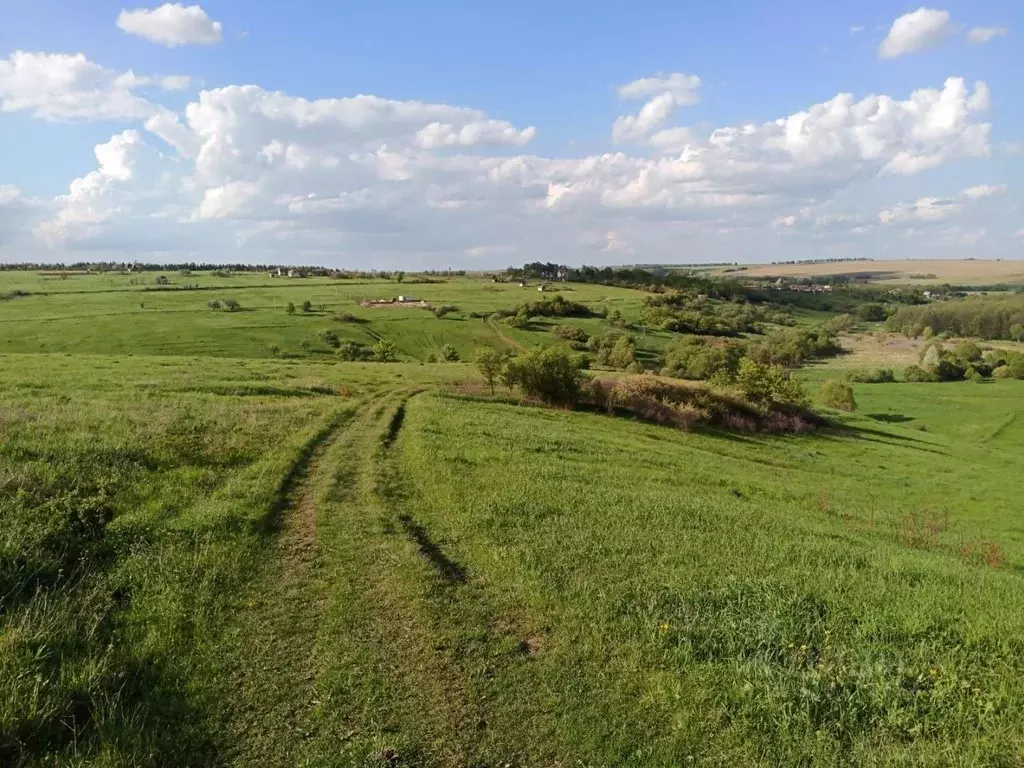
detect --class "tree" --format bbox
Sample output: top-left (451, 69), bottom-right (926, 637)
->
top-left (608, 335), bottom-right (638, 370)
top-left (819, 379), bottom-right (857, 412)
top-left (1011, 323), bottom-right (1024, 343)
top-left (475, 348), bottom-right (505, 393)
top-left (920, 343), bottom-right (942, 372)
top-left (440, 344), bottom-right (460, 362)
top-left (301, 300), bottom-right (313, 313)
top-left (502, 347), bottom-right (585, 406)
top-left (286, 302), bottom-right (296, 315)
top-left (736, 358), bottom-right (808, 407)
top-left (856, 303), bottom-right (887, 322)
top-left (372, 339), bottom-right (397, 362)
top-left (395, 271), bottom-right (405, 283)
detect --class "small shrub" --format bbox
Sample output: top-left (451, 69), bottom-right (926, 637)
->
top-left (439, 344), bottom-right (460, 362)
top-left (208, 300), bottom-right (222, 311)
top-left (222, 298), bottom-right (240, 312)
top-left (286, 302), bottom-right (296, 315)
top-left (319, 330), bottom-right (341, 348)
top-left (301, 300), bottom-right (313, 313)
top-left (337, 342), bottom-right (369, 361)
top-left (372, 339), bottom-right (397, 362)
top-left (155, 275), bottom-right (170, 286)
top-left (432, 305), bottom-right (458, 319)
top-left (961, 539), bottom-right (1005, 569)
top-left (474, 348), bottom-right (506, 393)
top-left (819, 379), bottom-right (857, 412)
top-left (506, 310), bottom-right (531, 329)
top-left (332, 312), bottom-right (361, 323)
top-left (897, 508), bottom-right (948, 550)
top-left (904, 365), bottom-right (935, 383)
top-left (992, 365), bottom-right (1012, 379)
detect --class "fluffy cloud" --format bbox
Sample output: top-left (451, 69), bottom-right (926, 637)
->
top-left (879, 8), bottom-right (951, 59)
top-left (967, 26), bottom-right (1009, 44)
top-left (117, 3), bottom-right (223, 47)
top-left (35, 131), bottom-right (144, 244)
top-left (962, 184), bottom-right (1007, 200)
top-left (0, 51), bottom-right (187, 121)
top-left (879, 196), bottom-right (961, 224)
top-left (613, 73), bottom-right (700, 143)
top-left (617, 73), bottom-right (701, 104)
top-left (15, 64), bottom-right (1002, 264)
top-left (414, 120), bottom-right (536, 149)
top-left (0, 185), bottom-right (21, 206)
top-left (880, 184), bottom-right (1006, 224)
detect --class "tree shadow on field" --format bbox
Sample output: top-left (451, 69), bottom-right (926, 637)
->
top-left (867, 413), bottom-right (915, 424)
top-left (828, 425), bottom-right (949, 457)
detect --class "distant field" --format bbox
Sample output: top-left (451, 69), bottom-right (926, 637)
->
top-left (714, 260), bottom-right (1024, 286)
top-left (0, 271), bottom-right (658, 361)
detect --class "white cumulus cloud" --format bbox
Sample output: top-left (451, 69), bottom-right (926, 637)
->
top-left (117, 3), bottom-right (223, 47)
top-left (879, 8), bottom-right (951, 59)
top-left (962, 184), bottom-right (1007, 200)
top-left (35, 130), bottom-right (144, 245)
top-left (9, 66), bottom-right (1005, 265)
top-left (0, 51), bottom-right (187, 121)
top-left (613, 73), bottom-right (701, 143)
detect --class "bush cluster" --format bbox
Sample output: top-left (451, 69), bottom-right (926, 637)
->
top-left (583, 375), bottom-right (824, 433)
top-left (847, 368), bottom-right (896, 384)
top-left (552, 324), bottom-right (589, 343)
top-left (662, 336), bottom-right (745, 381)
top-left (640, 291), bottom-right (792, 336)
top-left (588, 331), bottom-right (641, 371)
top-left (747, 328), bottom-right (842, 368)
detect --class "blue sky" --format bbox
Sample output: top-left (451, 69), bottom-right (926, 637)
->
top-left (1, 1), bottom-right (1022, 267)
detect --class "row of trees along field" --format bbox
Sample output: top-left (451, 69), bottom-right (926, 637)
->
top-left (506, 262), bottom-right (930, 313)
top-left (888, 294), bottom-right (1024, 341)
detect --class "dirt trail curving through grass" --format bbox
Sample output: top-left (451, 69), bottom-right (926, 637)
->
top-left (486, 316), bottom-right (525, 350)
top-left (222, 406), bottom-right (357, 767)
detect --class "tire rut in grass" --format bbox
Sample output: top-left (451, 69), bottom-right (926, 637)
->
top-left (224, 407), bottom-right (356, 768)
top-left (365, 395), bottom-right (489, 763)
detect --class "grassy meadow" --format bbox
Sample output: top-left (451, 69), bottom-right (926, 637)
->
top-left (2, 268), bottom-right (1024, 766)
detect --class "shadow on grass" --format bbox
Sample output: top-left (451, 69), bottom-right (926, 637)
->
top-left (397, 513), bottom-right (468, 584)
top-left (867, 413), bottom-right (915, 424)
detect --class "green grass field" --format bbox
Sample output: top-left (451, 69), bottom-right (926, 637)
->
top-left (0, 271), bottom-right (659, 361)
top-left (2, 270), bottom-right (1024, 766)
